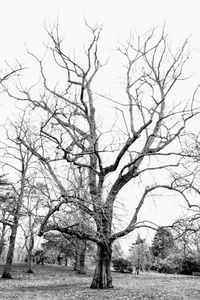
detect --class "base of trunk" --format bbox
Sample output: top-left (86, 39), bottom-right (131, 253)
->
top-left (2, 272), bottom-right (12, 279)
top-left (78, 270), bottom-right (86, 275)
top-left (26, 269), bottom-right (34, 274)
top-left (90, 243), bottom-right (113, 289)
top-left (90, 278), bottom-right (113, 289)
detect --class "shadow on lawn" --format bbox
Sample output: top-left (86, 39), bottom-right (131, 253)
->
top-left (17, 282), bottom-right (87, 292)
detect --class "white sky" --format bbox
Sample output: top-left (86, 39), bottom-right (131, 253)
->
top-left (1, 0), bottom-right (200, 252)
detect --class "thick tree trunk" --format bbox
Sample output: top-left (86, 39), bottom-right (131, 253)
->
top-left (90, 243), bottom-right (113, 289)
top-left (2, 221), bottom-right (18, 279)
top-left (74, 238), bottom-right (87, 273)
top-left (78, 239), bottom-right (86, 274)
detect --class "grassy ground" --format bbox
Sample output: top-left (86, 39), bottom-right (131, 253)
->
top-left (0, 264), bottom-right (200, 299)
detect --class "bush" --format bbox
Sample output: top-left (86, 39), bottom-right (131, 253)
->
top-left (112, 258), bottom-right (133, 273)
top-left (155, 254), bottom-right (200, 275)
top-left (158, 254), bottom-right (182, 274)
top-left (150, 263), bottom-right (159, 272)
top-left (158, 260), bottom-right (176, 274)
top-left (180, 257), bottom-right (200, 275)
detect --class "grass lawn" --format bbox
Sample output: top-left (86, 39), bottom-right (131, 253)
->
top-left (0, 264), bottom-right (200, 299)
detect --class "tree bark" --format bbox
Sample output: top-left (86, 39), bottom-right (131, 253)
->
top-left (90, 243), bottom-right (113, 289)
top-left (2, 149), bottom-right (28, 279)
top-left (57, 253), bottom-right (62, 265)
top-left (64, 254), bottom-right (68, 267)
top-left (2, 219), bottom-right (18, 278)
top-left (74, 237), bottom-right (80, 271)
top-left (26, 231), bottom-right (34, 273)
top-left (0, 223), bottom-right (7, 258)
top-left (78, 239), bottom-right (86, 274)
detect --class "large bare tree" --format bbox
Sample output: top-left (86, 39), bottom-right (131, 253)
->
top-left (2, 24), bottom-right (199, 288)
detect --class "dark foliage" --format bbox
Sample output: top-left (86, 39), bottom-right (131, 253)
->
top-left (180, 257), bottom-right (200, 275)
top-left (151, 227), bottom-right (174, 259)
top-left (157, 254), bottom-right (182, 274)
top-left (158, 261), bottom-right (177, 274)
top-left (112, 258), bottom-right (133, 273)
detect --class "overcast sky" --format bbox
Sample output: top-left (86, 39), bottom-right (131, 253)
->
top-left (1, 0), bottom-right (200, 251)
top-left (1, 1), bottom-right (200, 57)
top-left (1, 0), bottom-right (200, 116)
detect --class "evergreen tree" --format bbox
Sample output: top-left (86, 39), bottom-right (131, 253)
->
top-left (129, 234), bottom-right (152, 274)
top-left (151, 227), bottom-right (174, 259)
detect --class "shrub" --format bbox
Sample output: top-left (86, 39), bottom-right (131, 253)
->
top-left (158, 260), bottom-right (176, 274)
top-left (112, 258), bottom-right (133, 273)
top-left (180, 257), bottom-right (200, 275)
top-left (150, 263), bottom-right (159, 272)
top-left (158, 254), bottom-right (182, 274)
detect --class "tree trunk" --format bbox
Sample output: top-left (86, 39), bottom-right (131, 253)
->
top-left (90, 243), bottom-right (113, 289)
top-left (2, 148), bottom-right (27, 279)
top-left (74, 238), bottom-right (80, 271)
top-left (0, 223), bottom-right (7, 258)
top-left (2, 220), bottom-right (18, 279)
top-left (26, 252), bottom-right (34, 273)
top-left (78, 239), bottom-right (86, 274)
top-left (26, 231), bottom-right (34, 274)
top-left (57, 253), bottom-right (62, 265)
top-left (64, 254), bottom-right (68, 267)
top-left (136, 266), bottom-right (139, 275)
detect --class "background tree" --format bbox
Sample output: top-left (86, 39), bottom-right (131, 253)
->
top-left (73, 237), bottom-right (87, 274)
top-left (173, 216), bottom-right (200, 258)
top-left (112, 257), bottom-right (133, 273)
top-left (112, 240), bottom-right (124, 260)
top-left (0, 178), bottom-right (14, 260)
top-left (2, 23), bottom-right (199, 288)
top-left (0, 65), bottom-right (23, 263)
top-left (42, 232), bottom-right (75, 265)
top-left (0, 118), bottom-right (35, 278)
top-left (151, 226), bottom-right (175, 260)
top-left (168, 132), bottom-right (200, 259)
top-left (21, 181), bottom-right (47, 273)
top-left (129, 234), bottom-right (152, 274)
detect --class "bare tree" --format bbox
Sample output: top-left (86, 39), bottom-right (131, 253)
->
top-left (2, 23), bottom-right (199, 288)
top-left (0, 64), bottom-right (24, 266)
top-left (21, 182), bottom-right (45, 273)
top-left (173, 217), bottom-right (200, 258)
top-left (0, 118), bottom-right (34, 278)
top-left (0, 181), bottom-right (14, 260)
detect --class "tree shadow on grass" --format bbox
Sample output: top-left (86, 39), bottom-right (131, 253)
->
top-left (17, 282), bottom-right (87, 292)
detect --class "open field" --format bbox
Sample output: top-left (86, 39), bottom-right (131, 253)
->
top-left (0, 264), bottom-right (200, 299)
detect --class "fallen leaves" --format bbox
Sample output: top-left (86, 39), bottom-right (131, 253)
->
top-left (0, 264), bottom-right (200, 299)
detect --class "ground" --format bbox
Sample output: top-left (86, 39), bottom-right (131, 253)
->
top-left (0, 264), bottom-right (200, 299)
